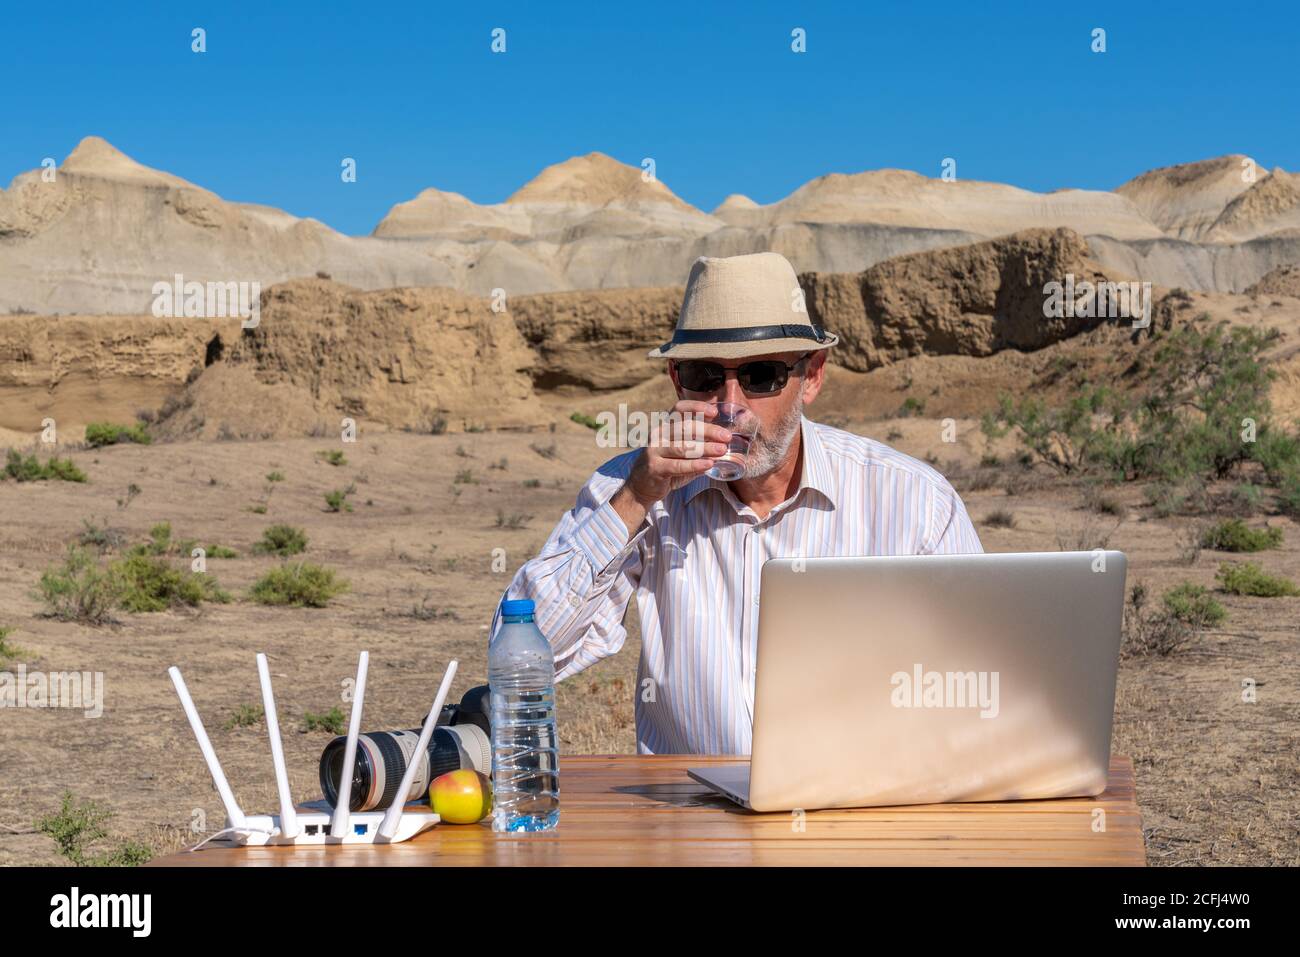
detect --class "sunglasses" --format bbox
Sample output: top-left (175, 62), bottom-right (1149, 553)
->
top-left (673, 353), bottom-right (812, 396)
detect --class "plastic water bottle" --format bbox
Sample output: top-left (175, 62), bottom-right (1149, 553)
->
top-left (489, 598), bottom-right (560, 831)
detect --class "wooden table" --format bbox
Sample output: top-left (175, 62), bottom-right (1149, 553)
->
top-left (150, 754), bottom-right (1145, 866)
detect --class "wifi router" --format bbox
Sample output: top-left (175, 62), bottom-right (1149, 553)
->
top-left (168, 652), bottom-right (459, 848)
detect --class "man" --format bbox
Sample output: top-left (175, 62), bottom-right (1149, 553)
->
top-left (493, 251), bottom-right (983, 754)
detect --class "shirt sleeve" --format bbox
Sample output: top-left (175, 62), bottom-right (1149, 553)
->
top-left (924, 481), bottom-right (985, 555)
top-left (488, 449), bottom-right (653, 681)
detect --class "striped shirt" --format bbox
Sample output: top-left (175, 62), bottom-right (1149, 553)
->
top-left (492, 416), bottom-right (984, 755)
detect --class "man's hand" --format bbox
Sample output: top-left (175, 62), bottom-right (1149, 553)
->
top-left (610, 400), bottom-right (731, 534)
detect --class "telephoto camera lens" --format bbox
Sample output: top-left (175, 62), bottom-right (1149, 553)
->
top-left (318, 686), bottom-right (492, 811)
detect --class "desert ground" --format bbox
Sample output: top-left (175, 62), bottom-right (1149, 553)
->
top-left (1, 368), bottom-right (1297, 865)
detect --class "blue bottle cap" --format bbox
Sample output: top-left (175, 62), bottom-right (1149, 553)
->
top-left (501, 598), bottom-right (535, 616)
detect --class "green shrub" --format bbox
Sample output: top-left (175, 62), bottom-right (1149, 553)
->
top-left (265, 471), bottom-right (285, 483)
top-left (3, 449), bottom-right (46, 482)
top-left (2, 449), bottom-right (87, 482)
top-left (253, 524), bottom-right (307, 556)
top-left (1200, 519), bottom-right (1283, 552)
top-left (36, 791), bottom-right (152, 867)
top-left (1145, 478), bottom-right (1207, 518)
top-left (1140, 320), bottom-right (1282, 483)
top-left (981, 509), bottom-right (1016, 528)
top-left (981, 385), bottom-right (1131, 477)
top-left (117, 482), bottom-right (141, 507)
top-left (316, 449), bottom-right (347, 467)
top-left (1278, 470), bottom-right (1300, 519)
top-left (495, 510), bottom-right (533, 529)
top-left (1230, 482), bottom-right (1263, 514)
top-left (1161, 582), bottom-right (1227, 627)
top-left (1250, 427), bottom-right (1300, 484)
top-left (126, 521), bottom-right (199, 558)
top-left (84, 422), bottom-right (151, 448)
top-left (898, 396), bottom-right (926, 417)
top-left (35, 547), bottom-right (124, 624)
top-left (224, 704), bottom-right (264, 730)
top-left (249, 562), bottom-right (348, 607)
top-left (453, 469), bottom-right (476, 485)
top-left (324, 486), bottom-right (354, 512)
top-left (1084, 485), bottom-right (1123, 516)
top-left (0, 626), bottom-right (26, 664)
top-left (983, 320), bottom-right (1294, 494)
top-left (144, 521), bottom-right (174, 555)
top-left (522, 478), bottom-right (541, 489)
top-left (303, 706), bottom-right (346, 734)
top-left (1121, 583), bottom-right (1196, 658)
top-left (405, 596), bottom-right (458, 621)
top-left (1215, 561), bottom-right (1299, 597)
top-left (78, 518), bottom-right (126, 553)
top-left (570, 412), bottom-right (601, 430)
top-left (46, 457), bottom-right (88, 482)
top-left (112, 553), bottom-right (231, 612)
top-left (204, 543), bottom-right (238, 559)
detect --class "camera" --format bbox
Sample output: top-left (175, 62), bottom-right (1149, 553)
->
top-left (319, 685), bottom-right (491, 811)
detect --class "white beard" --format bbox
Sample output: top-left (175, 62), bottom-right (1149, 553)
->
top-left (742, 396), bottom-right (803, 479)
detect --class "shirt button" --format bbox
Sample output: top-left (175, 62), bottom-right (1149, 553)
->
top-left (569, 595), bottom-right (580, 607)
top-left (753, 595), bottom-right (760, 606)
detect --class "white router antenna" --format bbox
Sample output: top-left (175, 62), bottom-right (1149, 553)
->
top-left (377, 659), bottom-right (459, 840)
top-left (168, 666), bottom-right (248, 829)
top-left (256, 653), bottom-right (299, 839)
top-left (329, 651), bottom-right (369, 839)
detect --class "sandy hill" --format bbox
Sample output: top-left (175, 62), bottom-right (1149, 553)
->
top-left (718, 168), bottom-right (1164, 240)
top-left (1116, 155), bottom-right (1258, 240)
top-left (505, 152), bottom-right (695, 209)
top-left (1209, 168), bottom-right (1300, 242)
top-left (60, 135), bottom-right (197, 189)
top-left (0, 137), bottom-right (449, 314)
top-left (4, 140), bottom-right (1300, 318)
top-left (374, 151), bottom-right (720, 247)
top-left (1247, 262), bottom-right (1300, 297)
top-left (1117, 156), bottom-right (1300, 244)
top-left (712, 193), bottom-right (759, 212)
top-left (372, 187), bottom-right (532, 241)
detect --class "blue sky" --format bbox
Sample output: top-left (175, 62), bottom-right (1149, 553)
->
top-left (3, 1), bottom-right (1296, 236)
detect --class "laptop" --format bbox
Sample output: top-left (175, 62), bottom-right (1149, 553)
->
top-left (687, 551), bottom-right (1127, 812)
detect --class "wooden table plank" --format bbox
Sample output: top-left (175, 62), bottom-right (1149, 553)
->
top-left (149, 754), bottom-right (1145, 866)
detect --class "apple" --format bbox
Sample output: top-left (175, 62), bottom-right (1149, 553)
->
top-left (428, 769), bottom-right (492, 824)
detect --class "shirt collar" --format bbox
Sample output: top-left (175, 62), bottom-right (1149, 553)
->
top-left (679, 415), bottom-right (836, 510)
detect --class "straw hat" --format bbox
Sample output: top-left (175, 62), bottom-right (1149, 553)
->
top-left (649, 251), bottom-right (838, 360)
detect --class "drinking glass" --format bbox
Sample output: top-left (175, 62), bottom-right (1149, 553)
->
top-left (705, 403), bottom-right (759, 481)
